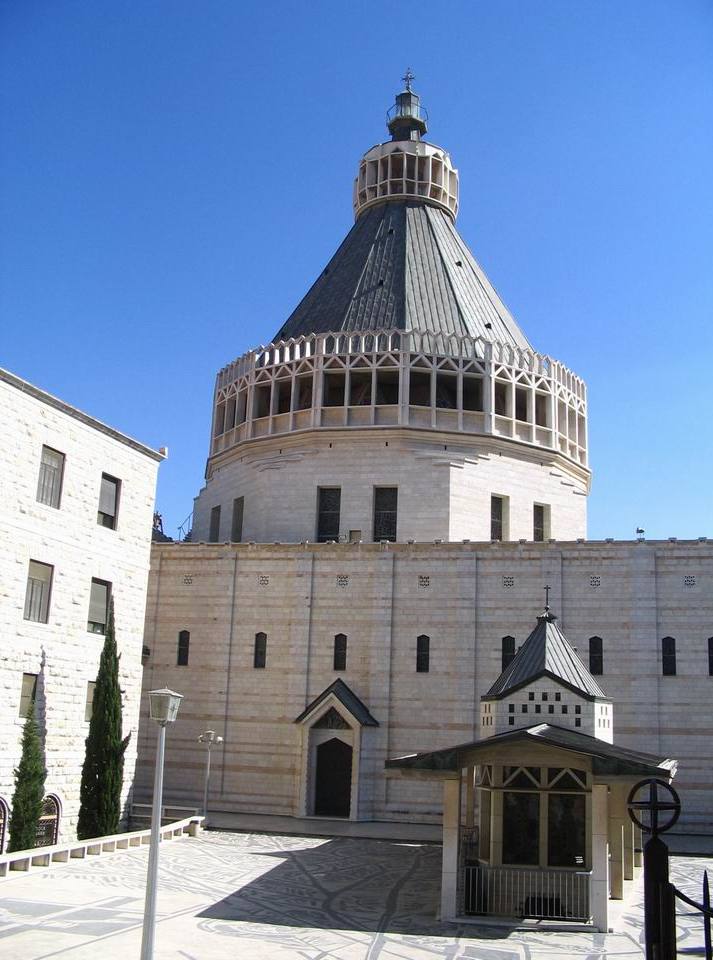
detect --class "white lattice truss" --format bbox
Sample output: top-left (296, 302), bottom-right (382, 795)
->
top-left (212, 329), bottom-right (587, 467)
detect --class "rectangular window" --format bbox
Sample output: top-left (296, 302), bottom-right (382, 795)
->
top-left (533, 503), bottom-right (549, 542)
top-left (589, 637), bottom-right (603, 675)
top-left (503, 792), bottom-right (540, 865)
top-left (709, 638), bottom-right (713, 677)
top-left (36, 446), bottom-right (65, 508)
top-left (254, 632), bottom-right (267, 669)
top-left (317, 487), bottom-right (341, 542)
top-left (373, 486), bottom-right (397, 542)
top-left (548, 794), bottom-right (586, 867)
top-left (84, 681), bottom-right (96, 722)
top-left (177, 630), bottom-right (190, 666)
top-left (24, 560), bottom-right (53, 623)
top-left (97, 474), bottom-right (120, 529)
top-left (19, 673), bottom-right (38, 718)
top-left (416, 634), bottom-right (430, 673)
top-left (515, 387), bottom-right (528, 422)
top-left (209, 505), bottom-right (221, 543)
top-left (333, 634), bottom-right (347, 671)
top-left (88, 578), bottom-right (110, 634)
top-left (491, 495), bottom-right (506, 541)
top-left (502, 636), bottom-right (516, 671)
top-left (231, 497), bottom-right (244, 542)
top-left (662, 637), bottom-right (676, 676)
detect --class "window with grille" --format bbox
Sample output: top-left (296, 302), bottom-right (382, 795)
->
top-left (19, 673), bottom-right (37, 718)
top-left (416, 634), bottom-right (430, 673)
top-left (709, 638), bottom-right (713, 677)
top-left (491, 495), bottom-right (505, 541)
top-left (333, 633), bottom-right (347, 671)
top-left (373, 487), bottom-right (397, 542)
top-left (501, 636), bottom-right (516, 671)
top-left (36, 446), bottom-right (64, 508)
top-left (87, 578), bottom-right (110, 634)
top-left (97, 474), bottom-right (120, 529)
top-left (317, 487), bottom-right (341, 542)
top-left (177, 630), bottom-right (190, 666)
top-left (231, 497), bottom-right (244, 542)
top-left (254, 632), bottom-right (267, 669)
top-left (589, 636), bottom-right (603, 675)
top-left (209, 505), bottom-right (221, 543)
top-left (84, 681), bottom-right (96, 722)
top-left (24, 561), bottom-right (53, 623)
top-left (662, 636), bottom-right (676, 676)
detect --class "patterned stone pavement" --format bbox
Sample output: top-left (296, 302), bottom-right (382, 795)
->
top-left (0, 830), bottom-right (711, 959)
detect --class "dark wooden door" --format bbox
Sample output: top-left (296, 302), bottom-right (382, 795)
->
top-left (314, 738), bottom-right (352, 817)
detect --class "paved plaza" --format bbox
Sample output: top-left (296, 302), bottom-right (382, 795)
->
top-left (0, 830), bottom-right (710, 959)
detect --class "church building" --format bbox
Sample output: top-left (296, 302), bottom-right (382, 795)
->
top-left (136, 79), bottom-right (712, 851)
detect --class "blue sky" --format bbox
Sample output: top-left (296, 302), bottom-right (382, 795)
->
top-left (2, 1), bottom-right (711, 540)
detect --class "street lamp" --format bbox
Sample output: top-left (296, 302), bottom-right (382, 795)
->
top-left (198, 729), bottom-right (224, 826)
top-left (140, 687), bottom-right (183, 960)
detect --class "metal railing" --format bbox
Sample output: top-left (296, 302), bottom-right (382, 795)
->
top-left (672, 869), bottom-right (712, 960)
top-left (464, 864), bottom-right (591, 922)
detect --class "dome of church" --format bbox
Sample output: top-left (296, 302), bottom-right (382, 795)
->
top-left (193, 78), bottom-right (591, 545)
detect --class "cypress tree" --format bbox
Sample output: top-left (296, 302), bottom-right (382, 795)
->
top-left (77, 599), bottom-right (130, 840)
top-left (8, 702), bottom-right (47, 852)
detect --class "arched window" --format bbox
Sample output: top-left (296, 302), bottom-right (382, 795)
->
top-left (416, 635), bottom-right (430, 673)
top-left (35, 794), bottom-right (60, 847)
top-left (177, 630), bottom-right (190, 666)
top-left (589, 637), bottom-right (603, 675)
top-left (501, 636), bottom-right (515, 671)
top-left (254, 632), bottom-right (267, 669)
top-left (708, 637), bottom-right (713, 677)
top-left (662, 637), bottom-right (676, 676)
top-left (0, 797), bottom-right (8, 853)
top-left (333, 634), bottom-right (347, 671)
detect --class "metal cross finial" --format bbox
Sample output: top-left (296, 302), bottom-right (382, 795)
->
top-left (402, 68), bottom-right (415, 92)
top-left (544, 584), bottom-right (551, 611)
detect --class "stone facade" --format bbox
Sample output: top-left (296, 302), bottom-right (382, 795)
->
top-left (0, 369), bottom-right (163, 846)
top-left (136, 537), bottom-right (713, 833)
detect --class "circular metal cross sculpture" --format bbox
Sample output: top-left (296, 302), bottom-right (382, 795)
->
top-left (627, 778), bottom-right (681, 836)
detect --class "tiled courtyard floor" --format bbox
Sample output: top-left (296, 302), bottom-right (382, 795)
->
top-left (0, 830), bottom-right (710, 959)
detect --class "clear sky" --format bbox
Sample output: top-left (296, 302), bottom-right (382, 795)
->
top-left (2, 1), bottom-right (711, 541)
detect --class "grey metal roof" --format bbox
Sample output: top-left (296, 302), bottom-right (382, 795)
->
top-left (386, 724), bottom-right (676, 779)
top-left (273, 201), bottom-right (532, 348)
top-left (484, 611), bottom-right (607, 701)
top-left (294, 679), bottom-right (379, 727)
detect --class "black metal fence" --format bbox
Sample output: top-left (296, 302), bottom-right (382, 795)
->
top-left (671, 869), bottom-right (712, 960)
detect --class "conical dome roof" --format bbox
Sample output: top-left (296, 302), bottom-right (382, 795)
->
top-left (273, 200), bottom-right (532, 348)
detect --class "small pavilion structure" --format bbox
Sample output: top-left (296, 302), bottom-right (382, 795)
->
top-left (386, 603), bottom-right (677, 930)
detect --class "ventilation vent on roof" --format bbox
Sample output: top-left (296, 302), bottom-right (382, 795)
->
top-left (455, 260), bottom-right (463, 267)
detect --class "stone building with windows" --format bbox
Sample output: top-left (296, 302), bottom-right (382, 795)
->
top-left (0, 368), bottom-right (164, 848)
top-left (136, 81), bottom-right (712, 851)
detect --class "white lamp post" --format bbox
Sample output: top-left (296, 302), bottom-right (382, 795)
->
top-left (198, 729), bottom-right (224, 826)
top-left (140, 687), bottom-right (183, 960)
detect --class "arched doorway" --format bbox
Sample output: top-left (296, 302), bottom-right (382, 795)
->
top-left (35, 795), bottom-right (60, 847)
top-left (314, 737), bottom-right (352, 817)
top-left (0, 797), bottom-right (8, 853)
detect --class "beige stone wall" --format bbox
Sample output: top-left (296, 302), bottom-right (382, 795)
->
top-left (0, 373), bottom-right (161, 844)
top-left (192, 430), bottom-right (588, 544)
top-left (137, 538), bottom-right (713, 832)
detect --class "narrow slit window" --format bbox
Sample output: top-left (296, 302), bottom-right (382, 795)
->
top-left (98, 474), bottom-right (120, 529)
top-left (19, 673), bottom-right (38, 718)
top-left (501, 636), bottom-right (516, 671)
top-left (24, 560), bottom-right (53, 623)
top-left (589, 636), bottom-right (603, 675)
top-left (36, 446), bottom-right (65, 508)
top-left (373, 486), bottom-right (397, 542)
top-left (87, 578), bottom-right (110, 634)
top-left (317, 487), bottom-right (341, 542)
top-left (209, 505), bottom-right (221, 543)
top-left (231, 497), bottom-right (244, 542)
top-left (177, 630), bottom-right (190, 666)
top-left (491, 495), bottom-right (504, 541)
top-left (662, 636), bottom-right (676, 676)
top-left (84, 681), bottom-right (96, 722)
top-left (333, 633), bottom-right (347, 671)
top-left (533, 504), bottom-right (549, 542)
top-left (708, 637), bottom-right (713, 677)
top-left (254, 632), bottom-right (267, 669)
top-left (416, 634), bottom-right (430, 673)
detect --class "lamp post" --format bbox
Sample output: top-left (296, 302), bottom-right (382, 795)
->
top-left (140, 687), bottom-right (183, 960)
top-left (198, 729), bottom-right (224, 826)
